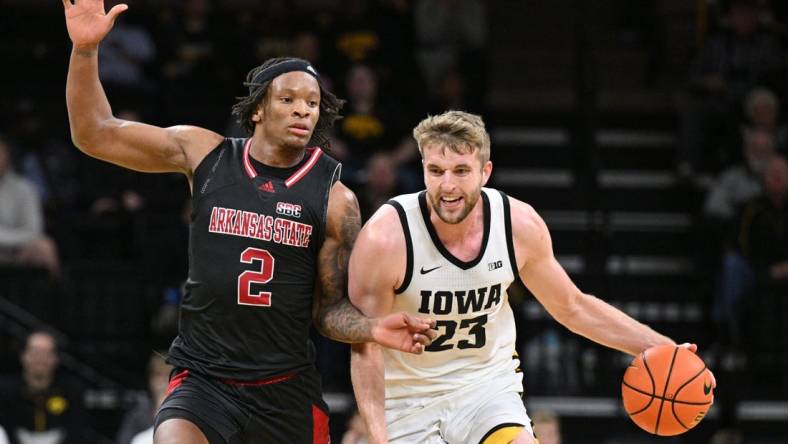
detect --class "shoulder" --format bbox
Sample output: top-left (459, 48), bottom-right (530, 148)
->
top-left (169, 125), bottom-right (223, 147)
top-left (356, 203), bottom-right (405, 254)
top-left (168, 126), bottom-right (224, 173)
top-left (505, 194), bottom-right (548, 236)
top-left (324, 181), bottom-right (361, 239)
top-left (502, 194), bottom-right (552, 261)
top-left (329, 180), bottom-right (357, 205)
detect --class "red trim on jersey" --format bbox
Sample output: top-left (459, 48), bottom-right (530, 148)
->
top-left (285, 148), bottom-right (323, 188)
top-left (242, 138), bottom-right (257, 178)
top-left (223, 371), bottom-right (296, 386)
top-left (244, 140), bottom-right (322, 187)
top-left (165, 370), bottom-right (189, 397)
top-left (312, 404), bottom-right (330, 444)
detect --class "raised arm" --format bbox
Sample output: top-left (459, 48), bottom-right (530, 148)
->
top-left (349, 204), bottom-right (407, 444)
top-left (510, 197), bottom-right (674, 356)
top-left (313, 182), bottom-right (433, 351)
top-left (63, 0), bottom-right (221, 177)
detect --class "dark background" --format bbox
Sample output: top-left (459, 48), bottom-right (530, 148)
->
top-left (1, 0), bottom-right (787, 442)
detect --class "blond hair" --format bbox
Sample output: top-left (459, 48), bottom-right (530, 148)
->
top-left (412, 110), bottom-right (491, 164)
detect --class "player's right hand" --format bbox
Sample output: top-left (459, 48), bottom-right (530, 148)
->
top-left (62, 0), bottom-right (128, 49)
top-left (372, 312), bottom-right (437, 355)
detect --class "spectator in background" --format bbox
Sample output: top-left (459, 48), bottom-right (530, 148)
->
top-left (158, 0), bottom-right (225, 126)
top-left (356, 152), bottom-right (401, 221)
top-left (414, 0), bottom-right (488, 111)
top-left (116, 353), bottom-right (172, 444)
top-left (704, 128), bottom-right (773, 222)
top-left (98, 1), bottom-right (156, 108)
top-left (677, 0), bottom-right (783, 174)
top-left (706, 129), bottom-right (774, 347)
top-left (336, 63), bottom-right (419, 189)
top-left (326, 0), bottom-right (383, 79)
top-left (531, 410), bottom-right (562, 444)
top-left (733, 154), bottom-right (788, 370)
top-left (0, 135), bottom-right (60, 277)
top-left (738, 154), bottom-right (788, 287)
top-left (743, 87), bottom-right (788, 151)
top-left (0, 330), bottom-right (86, 444)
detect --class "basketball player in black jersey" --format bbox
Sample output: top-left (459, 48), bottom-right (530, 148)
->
top-left (63, 1), bottom-right (436, 443)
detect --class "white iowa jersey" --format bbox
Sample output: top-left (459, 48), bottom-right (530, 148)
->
top-left (384, 188), bottom-right (523, 400)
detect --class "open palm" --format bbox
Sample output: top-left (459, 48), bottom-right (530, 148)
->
top-left (62, 0), bottom-right (127, 48)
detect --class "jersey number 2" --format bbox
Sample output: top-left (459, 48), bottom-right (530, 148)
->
top-left (238, 247), bottom-right (275, 306)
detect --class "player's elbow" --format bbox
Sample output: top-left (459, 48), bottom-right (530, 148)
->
top-left (69, 126), bottom-right (93, 153)
top-left (69, 118), bottom-right (116, 156)
top-left (70, 126), bottom-right (105, 157)
top-left (552, 290), bottom-right (585, 328)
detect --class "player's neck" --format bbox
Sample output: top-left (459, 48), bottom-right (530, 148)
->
top-left (248, 137), bottom-right (306, 169)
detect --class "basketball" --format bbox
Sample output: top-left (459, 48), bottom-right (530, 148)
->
top-left (621, 344), bottom-right (714, 436)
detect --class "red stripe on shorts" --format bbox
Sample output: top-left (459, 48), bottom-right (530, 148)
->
top-left (223, 371), bottom-right (296, 387)
top-left (312, 404), bottom-right (329, 444)
top-left (165, 370), bottom-right (189, 397)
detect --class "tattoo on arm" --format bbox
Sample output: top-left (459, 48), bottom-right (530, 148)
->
top-left (315, 192), bottom-right (372, 343)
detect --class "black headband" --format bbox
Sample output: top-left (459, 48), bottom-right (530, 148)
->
top-left (249, 60), bottom-right (319, 93)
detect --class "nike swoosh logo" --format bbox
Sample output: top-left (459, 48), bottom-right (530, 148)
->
top-left (703, 381), bottom-right (712, 395)
top-left (420, 266), bottom-right (442, 274)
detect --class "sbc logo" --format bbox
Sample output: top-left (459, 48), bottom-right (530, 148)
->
top-left (276, 202), bottom-right (302, 218)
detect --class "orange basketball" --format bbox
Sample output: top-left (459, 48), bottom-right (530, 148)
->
top-left (621, 344), bottom-right (714, 436)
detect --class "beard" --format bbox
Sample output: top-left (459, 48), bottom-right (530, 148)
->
top-left (429, 187), bottom-right (481, 224)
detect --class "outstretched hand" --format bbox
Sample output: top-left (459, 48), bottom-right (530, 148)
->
top-left (62, 0), bottom-right (128, 49)
top-left (372, 312), bottom-right (437, 354)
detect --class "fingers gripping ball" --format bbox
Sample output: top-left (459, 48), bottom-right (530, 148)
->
top-left (621, 345), bottom-right (714, 436)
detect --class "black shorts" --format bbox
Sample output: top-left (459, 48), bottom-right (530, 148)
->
top-left (154, 367), bottom-right (329, 444)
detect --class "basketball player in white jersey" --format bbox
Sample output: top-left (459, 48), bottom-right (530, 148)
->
top-left (349, 111), bottom-right (712, 444)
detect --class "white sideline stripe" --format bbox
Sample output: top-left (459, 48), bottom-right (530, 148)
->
top-left (529, 396), bottom-right (619, 417)
top-left (737, 401), bottom-right (788, 420)
top-left (495, 168), bottom-right (574, 187)
top-left (606, 255), bottom-right (694, 275)
top-left (556, 255), bottom-right (584, 274)
top-left (609, 212), bottom-right (692, 231)
top-left (324, 392), bottom-right (354, 412)
top-left (490, 128), bottom-right (675, 148)
top-left (323, 394), bottom-right (788, 420)
top-left (541, 211), bottom-right (691, 231)
top-left (595, 129), bottom-right (675, 148)
top-left (598, 171), bottom-right (677, 188)
top-left (523, 300), bottom-right (703, 323)
top-left (492, 128), bottom-right (569, 146)
top-left (555, 254), bottom-right (693, 275)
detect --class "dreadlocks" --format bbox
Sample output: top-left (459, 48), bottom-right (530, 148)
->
top-left (231, 57), bottom-right (345, 148)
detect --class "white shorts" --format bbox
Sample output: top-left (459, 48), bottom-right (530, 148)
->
top-left (385, 375), bottom-right (534, 444)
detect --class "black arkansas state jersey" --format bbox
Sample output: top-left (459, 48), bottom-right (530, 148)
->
top-left (167, 138), bottom-right (341, 380)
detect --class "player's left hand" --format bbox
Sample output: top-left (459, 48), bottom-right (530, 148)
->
top-left (678, 342), bottom-right (717, 390)
top-left (678, 342), bottom-right (697, 353)
top-left (372, 312), bottom-right (437, 354)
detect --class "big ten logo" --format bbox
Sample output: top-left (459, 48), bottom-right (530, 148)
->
top-left (488, 260), bottom-right (503, 271)
top-left (276, 202), bottom-right (302, 218)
